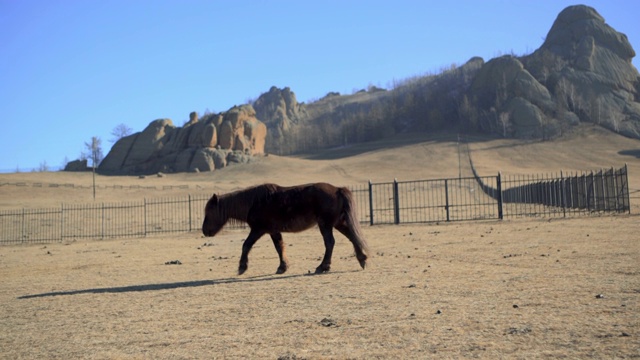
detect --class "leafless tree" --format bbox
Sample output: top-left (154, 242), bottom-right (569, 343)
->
top-left (499, 112), bottom-right (510, 137)
top-left (109, 123), bottom-right (133, 144)
top-left (83, 137), bottom-right (103, 167)
top-left (37, 160), bottom-right (49, 172)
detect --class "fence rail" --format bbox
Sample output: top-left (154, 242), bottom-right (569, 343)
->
top-left (0, 165), bottom-right (630, 245)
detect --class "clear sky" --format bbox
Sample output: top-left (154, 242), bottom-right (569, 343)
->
top-left (1, 0), bottom-right (638, 172)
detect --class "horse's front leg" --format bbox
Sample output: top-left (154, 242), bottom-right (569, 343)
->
top-left (238, 229), bottom-right (264, 275)
top-left (270, 233), bottom-right (289, 274)
top-left (315, 225), bottom-right (335, 274)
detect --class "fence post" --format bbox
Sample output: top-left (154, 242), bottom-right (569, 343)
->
top-left (143, 198), bottom-right (147, 237)
top-left (560, 171), bottom-right (566, 217)
top-left (60, 203), bottom-right (64, 241)
top-left (21, 208), bottom-right (25, 244)
top-left (444, 179), bottom-right (450, 222)
top-left (368, 181), bottom-right (374, 226)
top-left (393, 179), bottom-right (400, 225)
top-left (188, 195), bottom-right (192, 232)
top-left (608, 167), bottom-right (617, 212)
top-left (590, 171), bottom-right (596, 211)
top-left (496, 173), bottom-right (503, 220)
top-left (625, 163), bottom-right (631, 214)
top-left (101, 203), bottom-right (105, 240)
top-left (600, 169), bottom-right (607, 211)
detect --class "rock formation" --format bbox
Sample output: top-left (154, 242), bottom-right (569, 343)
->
top-left (259, 5), bottom-right (640, 152)
top-left (531, 5), bottom-right (640, 138)
top-left (96, 5), bottom-right (639, 173)
top-left (468, 5), bottom-right (639, 139)
top-left (64, 159), bottom-right (89, 172)
top-left (99, 105), bottom-right (266, 175)
top-left (253, 86), bottom-right (306, 133)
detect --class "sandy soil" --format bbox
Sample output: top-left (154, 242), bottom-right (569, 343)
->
top-left (1, 124), bottom-right (639, 358)
top-left (1, 216), bottom-right (638, 359)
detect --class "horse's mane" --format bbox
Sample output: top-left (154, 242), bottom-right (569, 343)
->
top-left (218, 183), bottom-right (279, 222)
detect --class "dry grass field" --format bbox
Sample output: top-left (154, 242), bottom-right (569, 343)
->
top-left (1, 124), bottom-right (639, 358)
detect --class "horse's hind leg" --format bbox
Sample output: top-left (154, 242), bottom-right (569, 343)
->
top-left (270, 233), bottom-right (289, 274)
top-left (335, 222), bottom-right (368, 269)
top-left (238, 229), bottom-right (264, 275)
top-left (315, 224), bottom-right (335, 274)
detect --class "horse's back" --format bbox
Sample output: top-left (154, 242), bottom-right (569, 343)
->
top-left (246, 182), bottom-right (345, 233)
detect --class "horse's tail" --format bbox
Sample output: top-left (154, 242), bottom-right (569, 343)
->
top-left (337, 187), bottom-right (370, 256)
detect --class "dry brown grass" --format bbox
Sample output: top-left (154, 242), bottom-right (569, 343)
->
top-left (1, 217), bottom-right (638, 359)
top-left (1, 125), bottom-right (639, 358)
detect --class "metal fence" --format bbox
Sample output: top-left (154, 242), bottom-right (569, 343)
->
top-left (361, 165), bottom-right (629, 225)
top-left (480, 166), bottom-right (631, 218)
top-left (0, 195), bottom-right (213, 245)
top-left (0, 165), bottom-right (631, 245)
top-left (364, 176), bottom-right (500, 225)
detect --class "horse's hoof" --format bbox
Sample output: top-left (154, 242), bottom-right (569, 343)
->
top-left (357, 255), bottom-right (368, 270)
top-left (238, 265), bottom-right (248, 275)
top-left (314, 266), bottom-right (330, 274)
top-left (276, 266), bottom-right (287, 274)
top-left (358, 259), bottom-right (367, 270)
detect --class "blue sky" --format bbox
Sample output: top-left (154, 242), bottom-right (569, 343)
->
top-left (1, 1), bottom-right (638, 172)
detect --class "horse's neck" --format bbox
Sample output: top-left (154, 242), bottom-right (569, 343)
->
top-left (221, 195), bottom-right (250, 222)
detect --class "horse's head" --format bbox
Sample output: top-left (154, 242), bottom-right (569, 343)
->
top-left (202, 194), bottom-right (227, 237)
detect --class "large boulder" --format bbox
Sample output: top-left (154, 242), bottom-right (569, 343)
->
top-left (98, 133), bottom-right (137, 172)
top-left (189, 148), bottom-right (215, 172)
top-left (466, 5), bottom-right (640, 139)
top-left (123, 119), bottom-right (175, 168)
top-left (469, 56), bottom-right (556, 137)
top-left (64, 159), bottom-right (89, 172)
top-left (505, 97), bottom-right (548, 139)
top-left (253, 86), bottom-right (306, 132)
top-left (525, 4), bottom-right (640, 138)
top-left (218, 105), bottom-right (266, 154)
top-left (99, 106), bottom-right (266, 175)
top-left (188, 113), bottom-right (222, 148)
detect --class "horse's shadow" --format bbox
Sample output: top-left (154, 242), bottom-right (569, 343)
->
top-left (17, 271), bottom-right (356, 299)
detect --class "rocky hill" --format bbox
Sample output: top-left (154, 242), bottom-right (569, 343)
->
top-left (471, 5), bottom-right (639, 139)
top-left (255, 5), bottom-right (639, 155)
top-left (97, 5), bottom-right (639, 174)
top-left (99, 105), bottom-right (266, 175)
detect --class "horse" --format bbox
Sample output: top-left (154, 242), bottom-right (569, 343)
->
top-left (202, 182), bottom-right (370, 275)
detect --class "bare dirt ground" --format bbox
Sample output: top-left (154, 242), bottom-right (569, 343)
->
top-left (1, 124), bottom-right (639, 358)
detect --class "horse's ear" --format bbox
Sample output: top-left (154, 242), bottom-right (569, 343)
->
top-left (211, 194), bottom-right (218, 205)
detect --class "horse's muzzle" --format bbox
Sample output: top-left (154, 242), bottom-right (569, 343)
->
top-left (202, 228), bottom-right (214, 237)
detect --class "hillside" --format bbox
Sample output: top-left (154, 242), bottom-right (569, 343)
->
top-left (95, 5), bottom-right (639, 175)
top-left (255, 5), bottom-right (640, 155)
top-left (2, 124), bottom-right (638, 212)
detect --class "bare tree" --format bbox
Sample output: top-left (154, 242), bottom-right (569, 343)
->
top-left (495, 73), bottom-right (509, 110)
top-left (109, 124), bottom-right (133, 144)
top-left (82, 136), bottom-right (103, 200)
top-left (83, 137), bottom-right (103, 167)
top-left (38, 160), bottom-right (49, 172)
top-left (499, 112), bottom-right (510, 137)
top-left (611, 112), bottom-right (623, 133)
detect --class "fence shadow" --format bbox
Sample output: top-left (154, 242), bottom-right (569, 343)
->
top-left (17, 270), bottom-right (357, 299)
top-left (619, 149), bottom-right (640, 159)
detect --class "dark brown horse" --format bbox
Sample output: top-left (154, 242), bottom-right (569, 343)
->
top-left (202, 183), bottom-right (370, 275)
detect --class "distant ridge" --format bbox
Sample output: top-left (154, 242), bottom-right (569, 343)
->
top-left (254, 4), bottom-right (639, 155)
top-left (98, 5), bottom-right (639, 175)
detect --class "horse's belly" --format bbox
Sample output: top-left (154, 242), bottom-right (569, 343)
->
top-left (248, 189), bottom-right (337, 233)
top-left (280, 218), bottom-right (316, 233)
